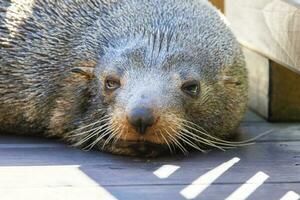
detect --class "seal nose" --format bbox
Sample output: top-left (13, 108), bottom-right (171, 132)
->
top-left (128, 108), bottom-right (155, 135)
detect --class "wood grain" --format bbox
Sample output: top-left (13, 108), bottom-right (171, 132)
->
top-left (209, 0), bottom-right (224, 13)
top-left (243, 47), bottom-right (300, 121)
top-left (270, 61), bottom-right (300, 121)
top-left (0, 183), bottom-right (299, 200)
top-left (225, 0), bottom-right (300, 73)
top-left (243, 47), bottom-right (270, 119)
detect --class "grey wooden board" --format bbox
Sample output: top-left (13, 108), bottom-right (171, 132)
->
top-left (225, 0), bottom-right (300, 73)
top-left (238, 123), bottom-right (300, 142)
top-left (0, 143), bottom-right (299, 183)
top-left (0, 111), bottom-right (299, 200)
top-left (243, 109), bottom-right (266, 122)
top-left (107, 184), bottom-right (300, 200)
top-left (0, 184), bottom-right (299, 200)
top-left (243, 47), bottom-right (270, 119)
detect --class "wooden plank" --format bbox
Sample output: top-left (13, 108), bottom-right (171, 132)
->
top-left (243, 48), bottom-right (270, 119)
top-left (0, 187), bottom-right (119, 200)
top-left (242, 47), bottom-right (300, 121)
top-left (0, 183), bottom-right (299, 200)
top-left (1, 159), bottom-right (299, 187)
top-left (0, 141), bottom-right (299, 184)
top-left (270, 61), bottom-right (300, 121)
top-left (66, 159), bottom-right (300, 185)
top-left (209, 0), bottom-right (224, 12)
top-left (227, 0), bottom-right (300, 121)
top-left (0, 145), bottom-right (136, 166)
top-left (243, 110), bottom-right (266, 122)
top-left (0, 138), bottom-right (299, 164)
top-left (238, 123), bottom-right (300, 142)
top-left (225, 0), bottom-right (300, 73)
top-left (109, 184), bottom-right (300, 200)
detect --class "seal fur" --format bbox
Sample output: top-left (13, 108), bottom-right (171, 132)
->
top-left (0, 0), bottom-right (248, 156)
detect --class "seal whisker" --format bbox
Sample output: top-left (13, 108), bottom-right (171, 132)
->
top-left (176, 133), bottom-right (206, 153)
top-left (69, 122), bottom-right (110, 138)
top-left (101, 125), bottom-right (122, 150)
top-left (167, 135), bottom-right (177, 153)
top-left (73, 115), bottom-right (110, 131)
top-left (182, 123), bottom-right (254, 147)
top-left (161, 129), bottom-right (176, 154)
top-left (84, 122), bottom-right (120, 150)
top-left (101, 131), bottom-right (118, 150)
top-left (182, 120), bottom-right (268, 145)
top-left (71, 120), bottom-right (111, 136)
top-left (164, 115), bottom-right (188, 153)
top-left (122, 126), bottom-right (129, 142)
top-left (111, 125), bottom-right (124, 146)
top-left (83, 127), bottom-right (113, 150)
top-left (76, 120), bottom-right (117, 149)
top-left (71, 120), bottom-right (113, 144)
top-left (67, 116), bottom-right (111, 136)
top-left (73, 125), bottom-right (105, 146)
top-left (157, 130), bottom-right (173, 154)
top-left (83, 132), bottom-right (110, 151)
top-left (74, 128), bottom-right (103, 147)
top-left (167, 115), bottom-right (227, 151)
top-left (178, 124), bottom-right (227, 147)
top-left (163, 128), bottom-right (188, 155)
top-left (179, 128), bottom-right (226, 151)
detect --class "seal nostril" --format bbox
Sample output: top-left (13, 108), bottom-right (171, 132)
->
top-left (128, 107), bottom-right (155, 135)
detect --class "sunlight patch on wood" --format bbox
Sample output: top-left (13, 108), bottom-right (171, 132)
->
top-left (225, 172), bottom-right (269, 200)
top-left (280, 191), bottom-right (300, 200)
top-left (180, 157), bottom-right (240, 199)
top-left (0, 165), bottom-right (118, 200)
top-left (153, 165), bottom-right (180, 179)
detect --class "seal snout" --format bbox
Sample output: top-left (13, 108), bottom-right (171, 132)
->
top-left (127, 107), bottom-right (156, 135)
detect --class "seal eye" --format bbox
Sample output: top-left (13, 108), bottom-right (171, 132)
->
top-left (181, 80), bottom-right (200, 97)
top-left (105, 77), bottom-right (121, 91)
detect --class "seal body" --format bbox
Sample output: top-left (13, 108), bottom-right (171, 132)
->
top-left (0, 0), bottom-right (248, 156)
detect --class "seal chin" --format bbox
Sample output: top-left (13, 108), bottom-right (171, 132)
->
top-left (111, 140), bottom-right (170, 157)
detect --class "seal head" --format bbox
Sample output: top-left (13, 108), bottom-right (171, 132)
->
top-left (66, 28), bottom-right (247, 157)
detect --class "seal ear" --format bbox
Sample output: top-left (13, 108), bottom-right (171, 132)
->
top-left (71, 60), bottom-right (97, 78)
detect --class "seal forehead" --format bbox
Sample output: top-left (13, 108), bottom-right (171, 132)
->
top-left (101, 35), bottom-right (202, 73)
top-left (100, 25), bottom-right (235, 76)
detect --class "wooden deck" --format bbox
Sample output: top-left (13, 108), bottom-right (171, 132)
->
top-left (0, 111), bottom-right (299, 200)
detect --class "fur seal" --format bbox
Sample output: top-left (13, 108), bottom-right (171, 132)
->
top-left (0, 0), bottom-right (248, 156)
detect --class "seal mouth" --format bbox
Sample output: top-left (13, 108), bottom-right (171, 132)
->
top-left (113, 139), bottom-right (170, 157)
top-left (114, 139), bottom-right (162, 148)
